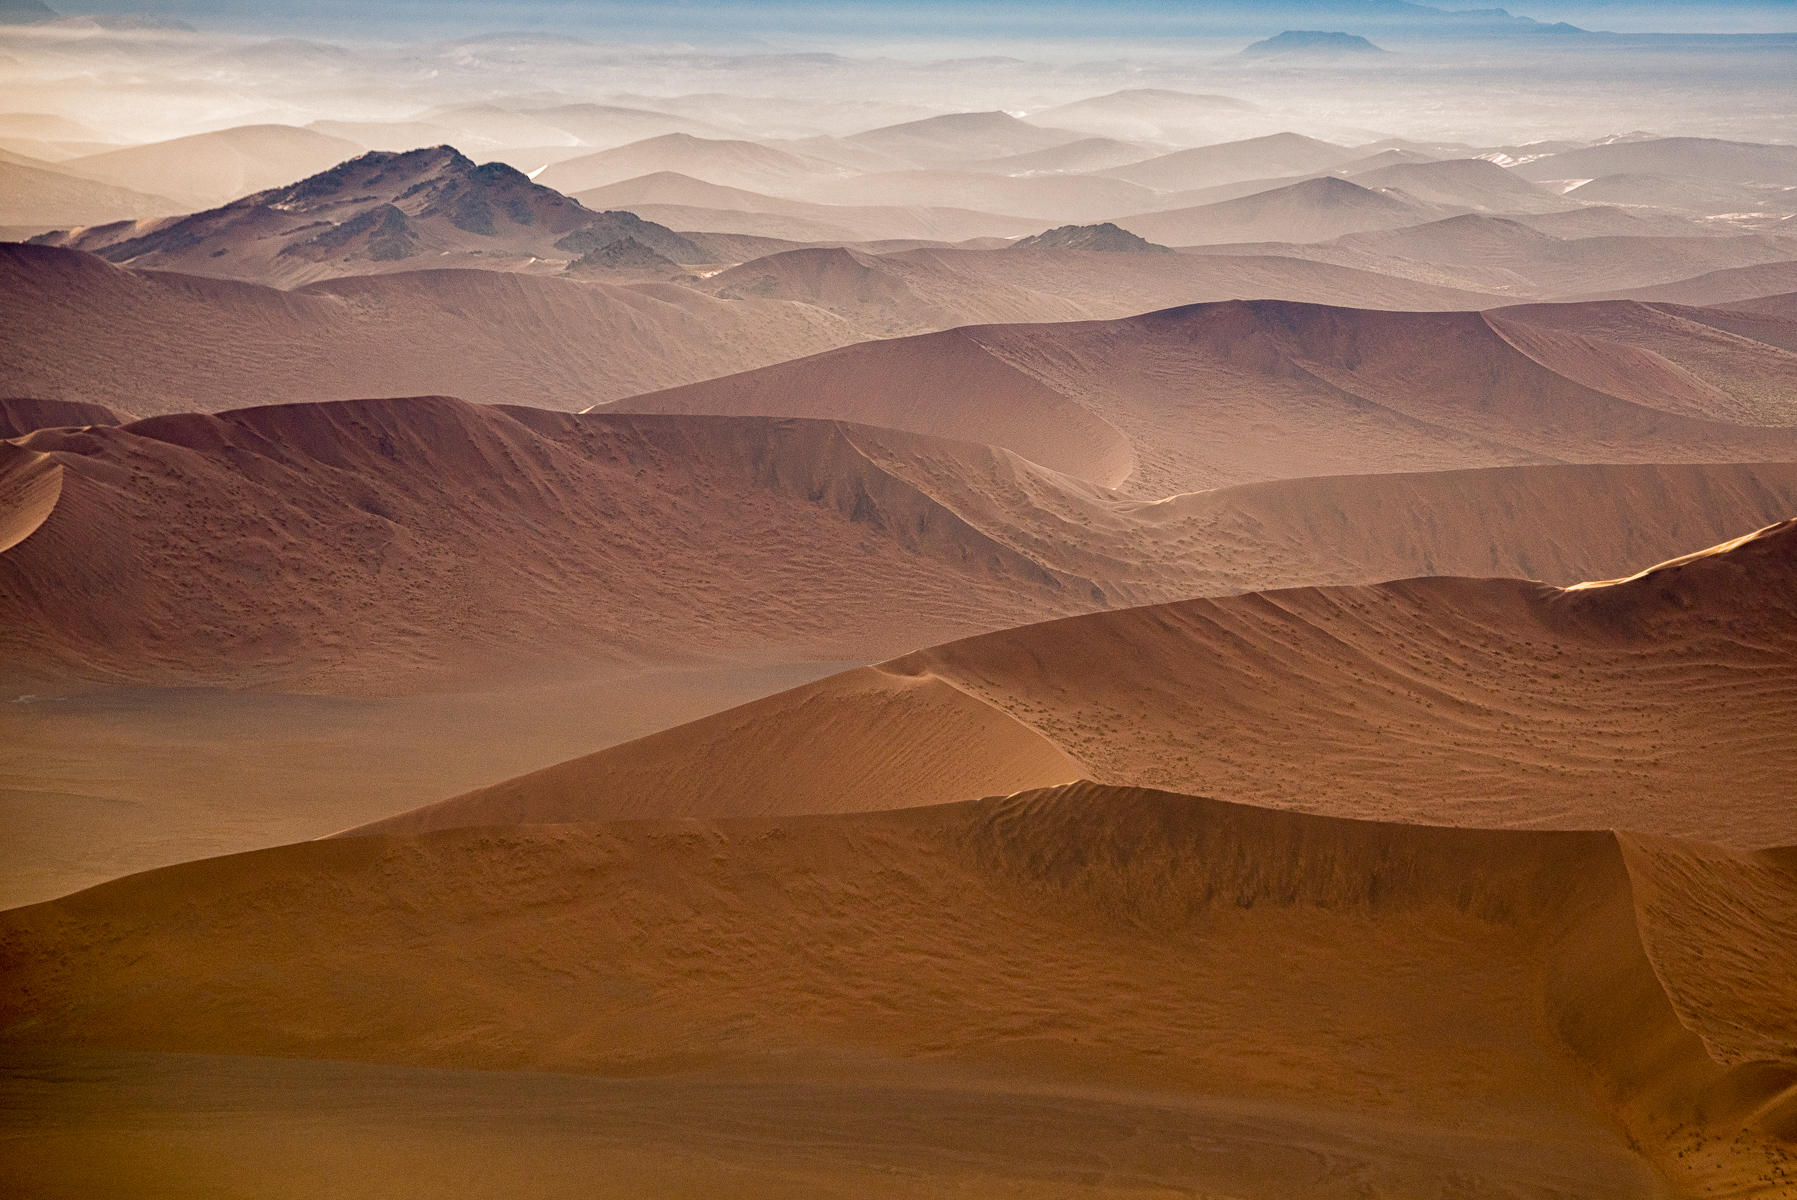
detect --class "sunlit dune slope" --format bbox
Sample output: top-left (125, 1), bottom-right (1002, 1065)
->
top-left (4, 781), bottom-right (1790, 1195)
top-left (890, 518), bottom-right (1797, 845)
top-left (372, 520), bottom-right (1797, 846)
top-left (0, 442), bottom-right (60, 554)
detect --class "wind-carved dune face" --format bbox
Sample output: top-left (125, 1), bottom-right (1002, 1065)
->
top-left (0, 441), bottom-right (62, 555)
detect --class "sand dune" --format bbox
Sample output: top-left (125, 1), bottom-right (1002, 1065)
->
top-left (1349, 157), bottom-right (1561, 212)
top-left (1112, 175), bottom-right (1441, 246)
top-left (572, 172), bottom-right (1042, 243)
top-left (844, 111), bottom-right (1084, 168)
top-left (0, 157), bottom-right (177, 229)
top-left (1313, 216), bottom-right (1797, 297)
top-left (1491, 299), bottom-right (1797, 426)
top-left (0, 398), bottom-right (1107, 694)
top-left (697, 240), bottom-right (1506, 337)
top-left (617, 297), bottom-right (1797, 495)
top-left (5, 776), bottom-right (1790, 1194)
top-left (882, 520), bottom-right (1797, 843)
top-left (1511, 136), bottom-right (1797, 186)
top-left (11, 384), bottom-right (1791, 903)
top-left (805, 168), bottom-right (1159, 224)
top-left (0, 395), bottom-right (129, 437)
top-left (537, 133), bottom-right (847, 196)
top-left (0, 441), bottom-right (60, 554)
top-left (1103, 131), bottom-right (1354, 192)
top-left (51, 124), bottom-right (365, 209)
top-left (1587, 258), bottom-right (1797, 307)
top-left (0, 243), bottom-right (859, 415)
top-left (368, 513), bottom-right (1797, 845)
top-left (622, 325), bottom-right (1141, 484)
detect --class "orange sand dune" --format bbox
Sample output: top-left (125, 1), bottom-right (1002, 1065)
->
top-left (375, 520), bottom-right (1797, 847)
top-left (5, 780), bottom-right (1790, 1195)
top-left (0, 398), bottom-right (1097, 694)
top-left (617, 297), bottom-right (1797, 495)
top-left (11, 387), bottom-right (1795, 697)
top-left (0, 442), bottom-right (61, 555)
top-left (11, 387), bottom-right (1793, 907)
top-left (0, 244), bottom-right (858, 416)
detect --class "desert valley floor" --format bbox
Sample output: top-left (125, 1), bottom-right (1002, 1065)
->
top-left (2, 11), bottom-right (1796, 1197)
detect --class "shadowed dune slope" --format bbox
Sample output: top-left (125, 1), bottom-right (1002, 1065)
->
top-left (373, 521), bottom-right (1797, 847)
top-left (0, 244), bottom-right (858, 415)
top-left (0, 397), bottom-right (1107, 694)
top-left (4, 782), bottom-right (1791, 1195)
top-left (616, 298), bottom-right (1797, 495)
top-left (0, 395), bottom-right (129, 437)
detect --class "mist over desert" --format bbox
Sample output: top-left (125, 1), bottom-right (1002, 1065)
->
top-left (2, 1), bottom-right (1795, 1196)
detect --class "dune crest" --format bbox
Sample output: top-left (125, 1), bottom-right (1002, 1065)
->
top-left (0, 441), bottom-right (61, 555)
